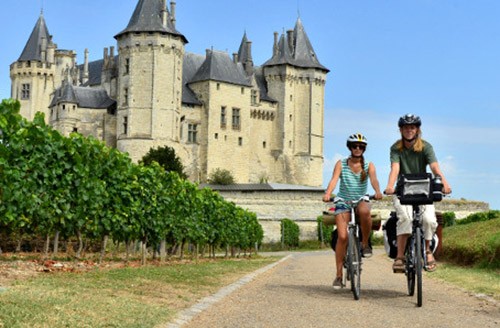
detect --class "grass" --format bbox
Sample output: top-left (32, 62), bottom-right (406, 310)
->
top-left (429, 262), bottom-right (499, 301)
top-left (0, 257), bottom-right (279, 328)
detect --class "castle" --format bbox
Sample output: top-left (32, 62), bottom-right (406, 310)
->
top-left (9, 0), bottom-right (329, 186)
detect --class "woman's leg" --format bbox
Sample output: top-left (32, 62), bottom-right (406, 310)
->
top-left (357, 201), bottom-right (372, 254)
top-left (335, 212), bottom-right (349, 278)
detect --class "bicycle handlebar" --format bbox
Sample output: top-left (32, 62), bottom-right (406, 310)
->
top-left (329, 194), bottom-right (375, 205)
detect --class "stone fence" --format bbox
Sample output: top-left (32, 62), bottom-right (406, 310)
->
top-left (205, 183), bottom-right (490, 243)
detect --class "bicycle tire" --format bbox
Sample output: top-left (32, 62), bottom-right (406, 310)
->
top-left (348, 227), bottom-right (361, 300)
top-left (416, 227), bottom-right (423, 307)
top-left (406, 235), bottom-right (415, 296)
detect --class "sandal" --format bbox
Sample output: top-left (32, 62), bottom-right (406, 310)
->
top-left (425, 251), bottom-right (437, 272)
top-left (392, 257), bottom-right (405, 273)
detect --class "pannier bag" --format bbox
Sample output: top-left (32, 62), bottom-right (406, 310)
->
top-left (396, 173), bottom-right (444, 205)
top-left (382, 211), bottom-right (438, 258)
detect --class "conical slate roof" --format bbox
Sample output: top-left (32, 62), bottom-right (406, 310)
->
top-left (114, 0), bottom-right (187, 43)
top-left (264, 18), bottom-right (328, 72)
top-left (18, 12), bottom-right (51, 62)
top-left (190, 50), bottom-right (251, 87)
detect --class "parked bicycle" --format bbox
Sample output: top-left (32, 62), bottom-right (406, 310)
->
top-left (395, 173), bottom-right (443, 307)
top-left (329, 194), bottom-right (375, 300)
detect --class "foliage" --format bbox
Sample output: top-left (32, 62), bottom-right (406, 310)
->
top-left (207, 168), bottom-right (235, 185)
top-left (281, 219), bottom-right (300, 248)
top-left (456, 210), bottom-right (500, 225)
top-left (442, 212), bottom-right (456, 227)
top-left (140, 145), bottom-right (187, 179)
top-left (0, 99), bottom-right (263, 260)
top-left (316, 216), bottom-right (333, 245)
top-left (442, 217), bottom-right (499, 269)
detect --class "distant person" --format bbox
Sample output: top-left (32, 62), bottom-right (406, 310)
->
top-left (323, 133), bottom-right (383, 289)
top-left (384, 114), bottom-right (452, 273)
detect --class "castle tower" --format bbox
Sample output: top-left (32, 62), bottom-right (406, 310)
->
top-left (10, 12), bottom-right (56, 123)
top-left (114, 0), bottom-right (188, 162)
top-left (263, 18), bottom-right (329, 186)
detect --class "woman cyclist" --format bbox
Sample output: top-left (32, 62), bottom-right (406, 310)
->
top-left (323, 133), bottom-right (383, 289)
top-left (384, 114), bottom-right (452, 273)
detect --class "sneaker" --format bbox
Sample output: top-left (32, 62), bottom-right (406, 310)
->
top-left (362, 246), bottom-right (373, 258)
top-left (332, 277), bottom-right (344, 290)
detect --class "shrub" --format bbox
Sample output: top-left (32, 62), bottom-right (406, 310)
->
top-left (208, 168), bottom-right (235, 185)
top-left (281, 219), bottom-right (300, 249)
top-left (442, 212), bottom-right (456, 227)
top-left (457, 210), bottom-right (500, 225)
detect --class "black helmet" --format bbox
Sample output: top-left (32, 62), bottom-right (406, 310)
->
top-left (398, 114), bottom-right (421, 127)
top-left (346, 133), bottom-right (368, 148)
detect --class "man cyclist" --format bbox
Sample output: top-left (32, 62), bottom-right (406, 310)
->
top-left (384, 114), bottom-right (452, 273)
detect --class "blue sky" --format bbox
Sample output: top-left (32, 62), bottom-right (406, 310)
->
top-left (1, 0), bottom-right (499, 209)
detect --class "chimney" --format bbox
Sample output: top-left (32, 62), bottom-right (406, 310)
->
top-left (233, 53), bottom-right (238, 64)
top-left (103, 47), bottom-right (109, 69)
top-left (110, 46), bottom-right (115, 67)
top-left (82, 48), bottom-right (89, 84)
top-left (273, 32), bottom-right (278, 57)
top-left (245, 41), bottom-right (253, 75)
top-left (161, 0), bottom-right (167, 27)
top-left (170, 1), bottom-right (177, 27)
top-left (287, 29), bottom-right (294, 55)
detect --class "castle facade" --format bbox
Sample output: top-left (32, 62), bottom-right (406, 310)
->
top-left (10, 0), bottom-right (329, 186)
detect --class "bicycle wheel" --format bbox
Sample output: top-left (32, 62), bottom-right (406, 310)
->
top-left (416, 227), bottom-right (423, 307)
top-left (406, 235), bottom-right (415, 296)
top-left (348, 227), bottom-right (361, 300)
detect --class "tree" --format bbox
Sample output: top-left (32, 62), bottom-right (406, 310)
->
top-left (208, 168), bottom-right (235, 185)
top-left (140, 146), bottom-right (187, 179)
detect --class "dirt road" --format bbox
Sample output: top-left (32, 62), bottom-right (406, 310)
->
top-left (166, 249), bottom-right (499, 328)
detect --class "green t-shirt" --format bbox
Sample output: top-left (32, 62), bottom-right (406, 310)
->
top-left (390, 140), bottom-right (437, 174)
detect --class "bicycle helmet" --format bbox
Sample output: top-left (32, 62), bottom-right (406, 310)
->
top-left (398, 114), bottom-right (421, 127)
top-left (346, 133), bottom-right (368, 148)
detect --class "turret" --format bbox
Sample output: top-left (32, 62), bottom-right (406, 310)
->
top-left (114, 0), bottom-right (188, 162)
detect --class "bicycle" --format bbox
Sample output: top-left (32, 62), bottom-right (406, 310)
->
top-left (330, 194), bottom-right (374, 300)
top-left (395, 173), bottom-right (443, 307)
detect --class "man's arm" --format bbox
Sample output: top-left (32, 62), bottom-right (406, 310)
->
top-left (384, 162), bottom-right (400, 195)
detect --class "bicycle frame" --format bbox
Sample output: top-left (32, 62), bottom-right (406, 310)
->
top-left (333, 194), bottom-right (372, 300)
top-left (405, 204), bottom-right (427, 307)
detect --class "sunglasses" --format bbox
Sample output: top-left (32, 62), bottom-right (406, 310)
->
top-left (350, 144), bottom-right (366, 151)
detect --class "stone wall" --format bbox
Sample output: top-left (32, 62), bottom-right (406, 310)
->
top-left (215, 188), bottom-right (490, 243)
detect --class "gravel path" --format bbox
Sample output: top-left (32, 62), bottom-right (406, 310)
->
top-left (165, 249), bottom-right (499, 328)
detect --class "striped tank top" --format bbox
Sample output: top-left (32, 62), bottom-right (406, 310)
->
top-left (337, 158), bottom-right (369, 207)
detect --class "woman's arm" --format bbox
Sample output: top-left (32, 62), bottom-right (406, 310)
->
top-left (323, 160), bottom-right (342, 202)
top-left (368, 162), bottom-right (383, 199)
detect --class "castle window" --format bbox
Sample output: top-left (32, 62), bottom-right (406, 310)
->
top-left (188, 124), bottom-right (198, 143)
top-left (21, 84), bottom-right (30, 100)
top-left (289, 114), bottom-right (292, 121)
top-left (263, 141), bottom-right (266, 148)
top-left (232, 108), bottom-right (240, 130)
top-left (216, 83), bottom-right (220, 90)
top-left (73, 127), bottom-right (78, 133)
top-left (251, 89), bottom-right (258, 105)
top-left (290, 95), bottom-right (293, 101)
top-left (62, 105), bottom-right (66, 110)
top-left (238, 137), bottom-right (243, 146)
top-left (123, 116), bottom-right (128, 135)
top-left (241, 87), bottom-right (245, 95)
top-left (214, 133), bottom-right (218, 139)
top-left (220, 106), bottom-right (226, 128)
top-left (124, 88), bottom-right (129, 106)
top-left (124, 58), bottom-right (130, 74)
